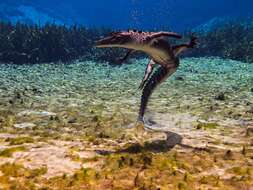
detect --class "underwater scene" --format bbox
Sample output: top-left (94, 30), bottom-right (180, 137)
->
top-left (0, 0), bottom-right (253, 189)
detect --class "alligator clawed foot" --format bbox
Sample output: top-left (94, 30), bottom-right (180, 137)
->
top-left (189, 33), bottom-right (198, 48)
top-left (135, 121), bottom-right (146, 137)
top-left (133, 118), bottom-right (161, 139)
top-left (126, 119), bottom-right (155, 142)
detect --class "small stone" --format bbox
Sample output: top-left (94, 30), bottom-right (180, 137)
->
top-left (8, 100), bottom-right (14, 104)
top-left (32, 88), bottom-right (42, 94)
top-left (224, 150), bottom-right (233, 160)
top-left (15, 92), bottom-right (22, 99)
top-left (68, 117), bottom-right (77, 124)
top-left (92, 115), bottom-right (99, 122)
top-left (175, 76), bottom-right (184, 81)
top-left (14, 123), bottom-right (36, 129)
top-left (242, 146), bottom-right (246, 156)
top-left (246, 127), bottom-right (253, 137)
top-left (39, 111), bottom-right (57, 117)
top-left (50, 115), bottom-right (60, 121)
top-left (246, 107), bottom-right (253, 114)
top-left (246, 102), bottom-right (252, 106)
top-left (17, 110), bottom-right (56, 117)
top-left (215, 92), bottom-right (226, 101)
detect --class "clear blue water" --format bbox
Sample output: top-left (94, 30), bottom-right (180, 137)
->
top-left (0, 1), bottom-right (252, 189)
top-left (1, 0), bottom-right (253, 30)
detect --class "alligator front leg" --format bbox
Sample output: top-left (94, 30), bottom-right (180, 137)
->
top-left (139, 59), bottom-right (156, 90)
top-left (116, 50), bottom-right (135, 64)
top-left (173, 35), bottom-right (198, 56)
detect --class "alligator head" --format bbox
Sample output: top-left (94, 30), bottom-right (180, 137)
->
top-left (96, 31), bottom-right (133, 48)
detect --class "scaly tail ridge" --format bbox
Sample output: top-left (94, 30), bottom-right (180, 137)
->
top-left (138, 66), bottom-right (177, 122)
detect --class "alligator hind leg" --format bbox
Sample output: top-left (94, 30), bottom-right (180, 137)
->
top-left (139, 59), bottom-right (156, 90)
top-left (138, 65), bottom-right (178, 125)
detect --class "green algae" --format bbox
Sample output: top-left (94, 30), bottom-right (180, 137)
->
top-left (195, 122), bottom-right (219, 130)
top-left (228, 167), bottom-right (251, 176)
top-left (199, 175), bottom-right (220, 185)
top-left (2, 115), bottom-right (16, 128)
top-left (178, 182), bottom-right (188, 190)
top-left (6, 136), bottom-right (34, 145)
top-left (28, 167), bottom-right (48, 178)
top-left (0, 146), bottom-right (26, 157)
top-left (0, 163), bottom-right (24, 177)
top-left (0, 148), bottom-right (251, 190)
top-left (0, 163), bottom-right (48, 189)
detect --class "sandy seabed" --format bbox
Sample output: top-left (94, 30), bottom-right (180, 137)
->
top-left (0, 57), bottom-right (252, 189)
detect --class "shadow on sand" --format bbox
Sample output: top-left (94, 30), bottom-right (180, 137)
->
top-left (95, 130), bottom-right (211, 155)
top-left (118, 131), bottom-right (183, 154)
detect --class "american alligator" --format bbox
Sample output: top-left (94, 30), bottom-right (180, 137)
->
top-left (96, 30), bottom-right (197, 125)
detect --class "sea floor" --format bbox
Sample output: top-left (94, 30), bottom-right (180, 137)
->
top-left (0, 57), bottom-right (252, 190)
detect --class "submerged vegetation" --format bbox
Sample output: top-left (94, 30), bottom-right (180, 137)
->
top-left (0, 21), bottom-right (124, 64)
top-left (0, 146), bottom-right (26, 157)
top-left (188, 21), bottom-right (253, 63)
top-left (0, 19), bottom-right (253, 64)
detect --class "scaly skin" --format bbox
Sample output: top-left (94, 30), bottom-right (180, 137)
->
top-left (138, 62), bottom-right (179, 123)
top-left (96, 30), bottom-right (197, 125)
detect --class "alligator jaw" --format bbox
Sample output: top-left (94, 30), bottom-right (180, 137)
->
top-left (96, 39), bottom-right (139, 51)
top-left (95, 37), bottom-right (124, 48)
top-left (95, 40), bottom-right (131, 48)
top-left (95, 36), bottom-right (118, 48)
top-left (95, 32), bottom-right (133, 48)
top-left (96, 44), bottom-right (122, 48)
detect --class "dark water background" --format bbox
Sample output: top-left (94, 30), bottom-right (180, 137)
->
top-left (2, 0), bottom-right (253, 30)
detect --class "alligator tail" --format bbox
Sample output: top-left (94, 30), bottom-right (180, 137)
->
top-left (138, 65), bottom-right (177, 122)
